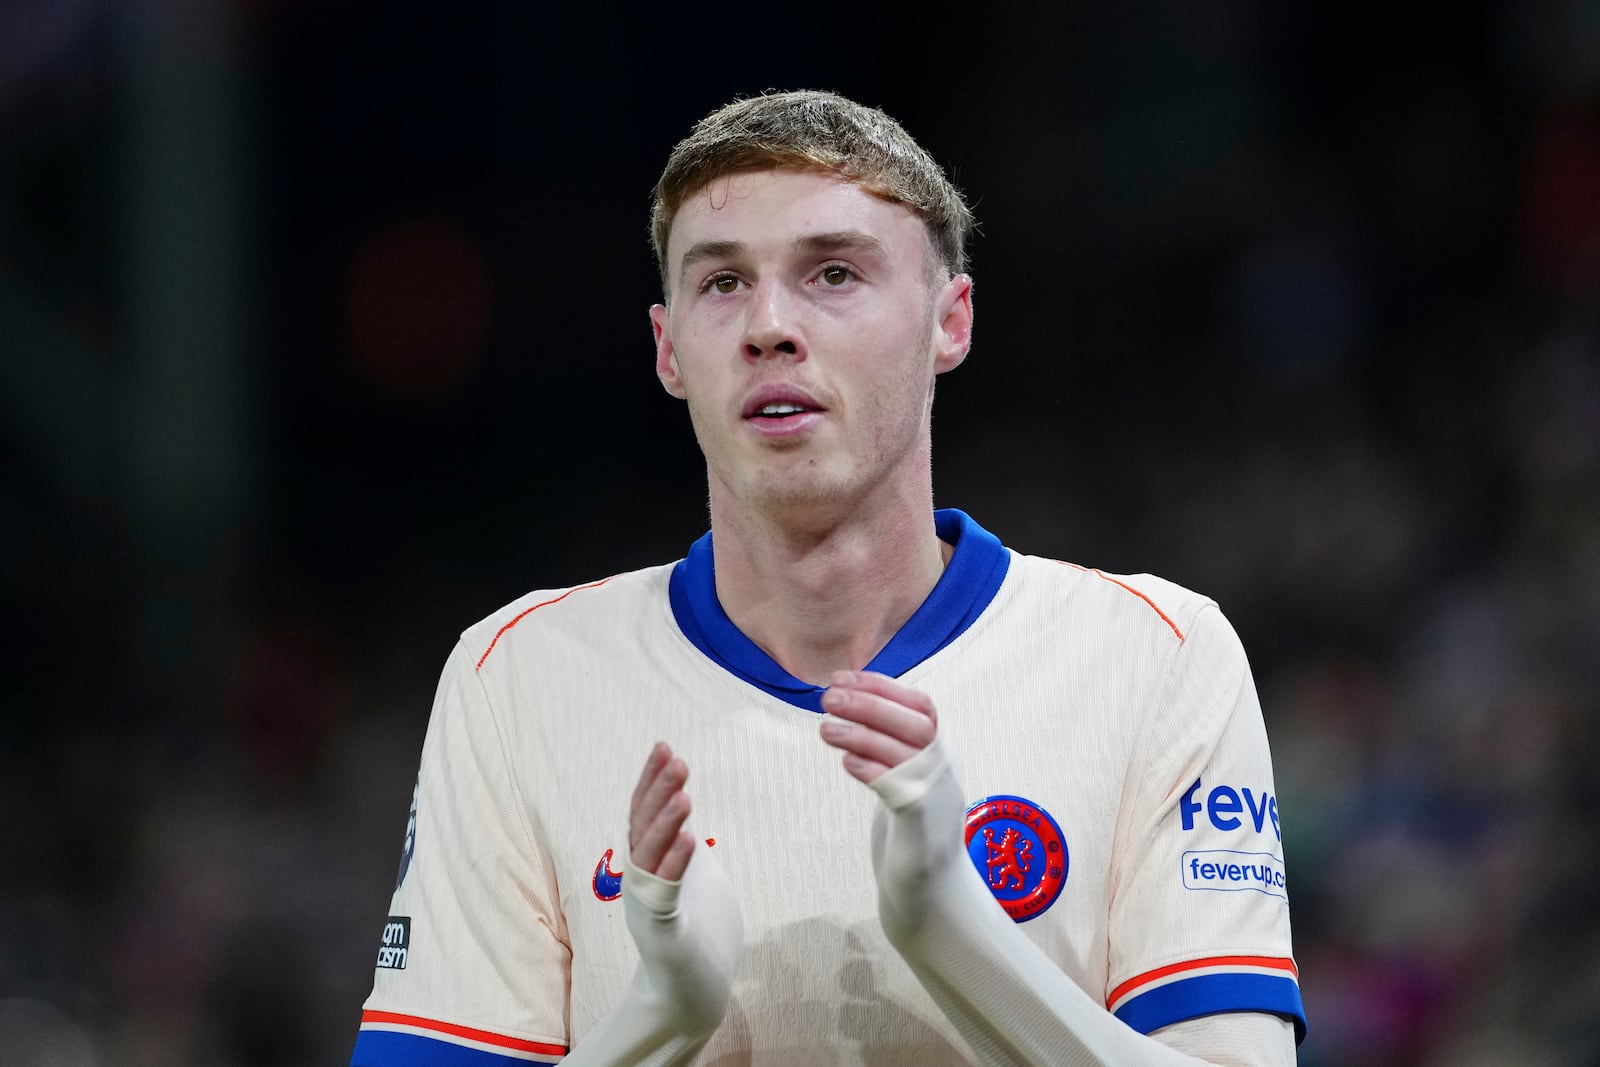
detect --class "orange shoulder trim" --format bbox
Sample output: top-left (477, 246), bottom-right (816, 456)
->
top-left (1054, 561), bottom-right (1186, 642)
top-left (475, 577), bottom-right (615, 671)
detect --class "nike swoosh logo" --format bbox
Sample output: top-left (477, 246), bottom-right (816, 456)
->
top-left (592, 839), bottom-right (721, 902)
top-left (592, 848), bottom-right (623, 901)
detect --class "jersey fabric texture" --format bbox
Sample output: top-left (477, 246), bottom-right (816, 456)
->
top-left (351, 510), bottom-right (1305, 1065)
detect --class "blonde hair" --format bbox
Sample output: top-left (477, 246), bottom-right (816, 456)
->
top-left (651, 90), bottom-right (973, 295)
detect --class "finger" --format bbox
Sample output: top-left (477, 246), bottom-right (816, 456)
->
top-left (632, 789), bottom-right (692, 875)
top-left (629, 753), bottom-right (688, 850)
top-left (839, 750), bottom-right (891, 785)
top-left (829, 670), bottom-right (938, 725)
top-left (819, 712), bottom-right (923, 773)
top-left (628, 742), bottom-right (672, 818)
top-left (655, 829), bottom-right (696, 882)
top-left (819, 681), bottom-right (937, 751)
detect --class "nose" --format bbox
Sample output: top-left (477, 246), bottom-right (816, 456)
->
top-left (741, 281), bottom-right (805, 362)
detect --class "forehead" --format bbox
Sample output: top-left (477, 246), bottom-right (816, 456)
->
top-left (666, 169), bottom-right (931, 271)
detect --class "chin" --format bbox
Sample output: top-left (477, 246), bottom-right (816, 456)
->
top-left (743, 466), bottom-right (856, 515)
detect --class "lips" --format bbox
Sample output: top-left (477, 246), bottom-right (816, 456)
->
top-left (740, 385), bottom-right (827, 421)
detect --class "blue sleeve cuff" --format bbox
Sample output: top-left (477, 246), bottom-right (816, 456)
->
top-left (1113, 972), bottom-right (1307, 1044)
top-left (352, 1028), bottom-right (564, 1066)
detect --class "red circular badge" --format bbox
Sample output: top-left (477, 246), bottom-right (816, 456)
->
top-left (964, 794), bottom-right (1069, 922)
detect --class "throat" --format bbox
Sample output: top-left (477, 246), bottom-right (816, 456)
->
top-left (712, 527), bottom-right (953, 688)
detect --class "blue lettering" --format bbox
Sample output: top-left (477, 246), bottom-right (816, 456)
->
top-left (1182, 850), bottom-right (1288, 896)
top-left (1243, 789), bottom-right (1270, 834)
top-left (1208, 786), bottom-right (1242, 830)
top-left (1180, 779), bottom-right (1204, 830)
top-left (1180, 779), bottom-right (1281, 838)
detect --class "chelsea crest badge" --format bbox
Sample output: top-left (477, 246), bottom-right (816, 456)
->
top-left (964, 794), bottom-right (1068, 922)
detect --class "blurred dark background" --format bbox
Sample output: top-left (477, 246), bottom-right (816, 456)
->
top-left (3, 2), bottom-right (1597, 1064)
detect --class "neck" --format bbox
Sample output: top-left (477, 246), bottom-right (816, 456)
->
top-left (707, 480), bottom-right (951, 687)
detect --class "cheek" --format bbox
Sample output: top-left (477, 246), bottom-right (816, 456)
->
top-left (673, 320), bottom-right (738, 384)
top-left (854, 351), bottom-right (935, 449)
top-left (677, 369), bottom-right (732, 452)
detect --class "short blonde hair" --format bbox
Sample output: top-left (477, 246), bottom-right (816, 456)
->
top-left (651, 90), bottom-right (973, 295)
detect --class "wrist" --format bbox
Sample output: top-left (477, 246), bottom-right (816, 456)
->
top-left (868, 728), bottom-right (953, 811)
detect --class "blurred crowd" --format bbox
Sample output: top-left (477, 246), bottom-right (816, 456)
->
top-left (2, 3), bottom-right (1596, 1065)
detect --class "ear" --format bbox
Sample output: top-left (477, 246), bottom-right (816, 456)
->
top-left (932, 273), bottom-right (974, 374)
top-left (650, 303), bottom-right (687, 399)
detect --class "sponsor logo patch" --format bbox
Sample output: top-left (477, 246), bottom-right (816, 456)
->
top-left (376, 915), bottom-right (410, 969)
top-left (395, 780), bottom-right (419, 891)
top-left (964, 794), bottom-right (1068, 922)
top-left (1182, 850), bottom-right (1287, 898)
top-left (1179, 778), bottom-right (1280, 842)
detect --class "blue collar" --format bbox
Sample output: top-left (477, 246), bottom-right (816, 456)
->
top-left (668, 509), bottom-right (1010, 712)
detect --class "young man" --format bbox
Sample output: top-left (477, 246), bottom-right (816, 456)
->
top-left (351, 91), bottom-right (1305, 1066)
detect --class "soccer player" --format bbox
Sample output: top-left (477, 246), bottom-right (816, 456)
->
top-left (350, 90), bottom-right (1305, 1066)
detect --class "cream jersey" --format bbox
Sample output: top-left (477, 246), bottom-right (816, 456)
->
top-left (351, 510), bottom-right (1305, 1065)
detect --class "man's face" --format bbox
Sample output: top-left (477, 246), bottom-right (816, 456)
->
top-left (650, 168), bottom-right (972, 522)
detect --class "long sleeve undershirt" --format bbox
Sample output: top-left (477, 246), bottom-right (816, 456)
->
top-left (866, 733), bottom-right (1297, 1067)
top-left (562, 840), bottom-right (743, 1067)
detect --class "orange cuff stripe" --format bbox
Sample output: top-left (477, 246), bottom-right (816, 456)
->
top-left (1107, 954), bottom-right (1299, 1007)
top-left (476, 577), bottom-right (615, 670)
top-left (360, 1010), bottom-right (567, 1055)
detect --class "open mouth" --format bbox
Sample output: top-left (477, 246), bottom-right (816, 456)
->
top-left (749, 402), bottom-right (818, 420)
top-left (741, 387), bottom-right (827, 422)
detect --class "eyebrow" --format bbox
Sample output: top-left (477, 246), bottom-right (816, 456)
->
top-left (677, 240), bottom-right (745, 289)
top-left (675, 230), bottom-right (890, 291)
top-left (795, 230), bottom-right (888, 260)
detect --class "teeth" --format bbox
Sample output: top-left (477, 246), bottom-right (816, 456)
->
top-left (760, 403), bottom-right (804, 416)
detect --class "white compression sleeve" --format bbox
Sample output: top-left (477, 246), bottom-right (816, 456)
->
top-left (562, 840), bottom-right (743, 1067)
top-left (867, 734), bottom-right (1295, 1067)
